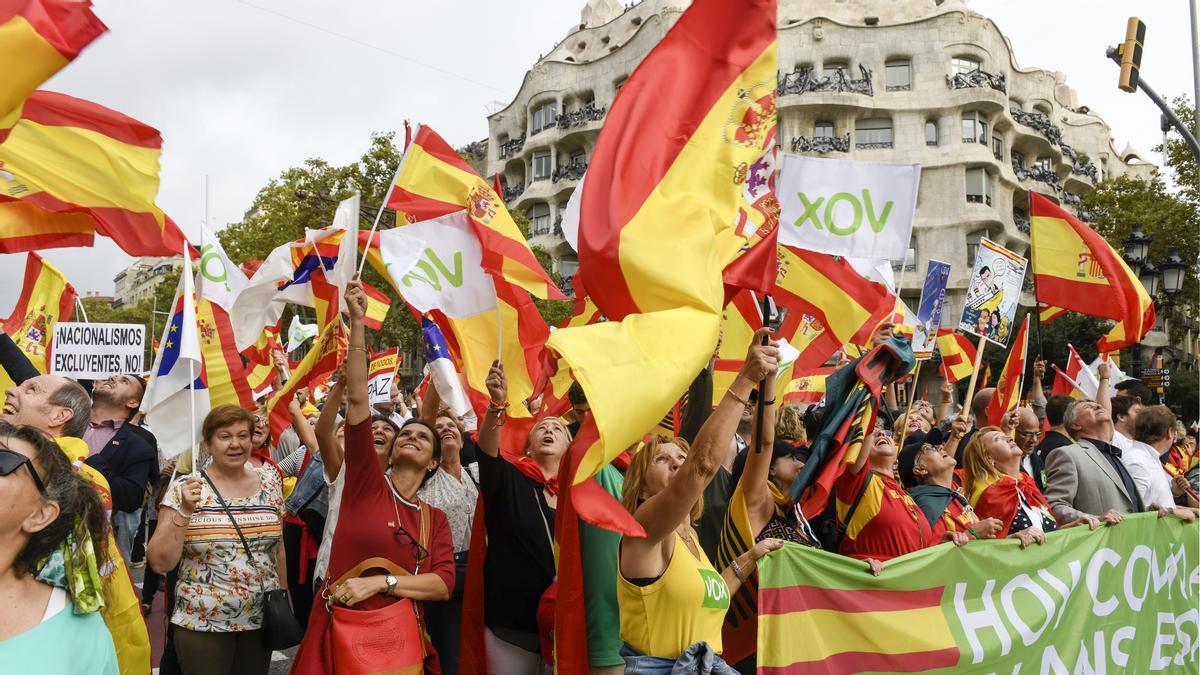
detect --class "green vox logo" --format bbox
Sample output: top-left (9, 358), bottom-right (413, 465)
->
top-left (400, 248), bottom-right (464, 291)
top-left (199, 243), bottom-right (231, 292)
top-left (794, 189), bottom-right (894, 236)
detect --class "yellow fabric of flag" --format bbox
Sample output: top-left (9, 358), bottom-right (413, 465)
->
top-left (0, 0), bottom-right (106, 117)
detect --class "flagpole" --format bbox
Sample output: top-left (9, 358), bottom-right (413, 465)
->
top-left (896, 361), bottom-right (922, 448)
top-left (357, 158), bottom-right (406, 278)
top-left (75, 297), bottom-right (89, 323)
top-left (753, 294), bottom-right (773, 455)
top-left (190, 228), bottom-right (202, 478)
top-left (962, 335), bottom-right (988, 419)
top-left (496, 306), bottom-right (503, 364)
top-left (1027, 193), bottom-right (1045, 359)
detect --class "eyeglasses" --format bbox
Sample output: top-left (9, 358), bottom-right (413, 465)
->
top-left (1015, 430), bottom-right (1041, 441)
top-left (392, 521), bottom-right (429, 565)
top-left (0, 448), bottom-right (47, 495)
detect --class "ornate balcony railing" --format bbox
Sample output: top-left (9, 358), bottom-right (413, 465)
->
top-left (457, 140), bottom-right (487, 161)
top-left (1077, 210), bottom-right (1097, 223)
top-left (855, 141), bottom-right (894, 150)
top-left (502, 183), bottom-right (525, 202)
top-left (558, 275), bottom-right (575, 298)
top-left (553, 213), bottom-right (563, 235)
top-left (790, 133), bottom-right (850, 153)
top-left (1013, 213), bottom-right (1030, 234)
top-left (552, 161), bottom-right (587, 183)
top-left (1010, 107), bottom-right (1063, 147)
top-left (1063, 192), bottom-right (1081, 206)
top-left (1012, 159), bottom-right (1062, 191)
top-left (556, 103), bottom-right (607, 129)
top-left (498, 134), bottom-right (526, 159)
top-left (966, 194), bottom-right (993, 206)
top-left (945, 69), bottom-right (1007, 93)
top-left (779, 65), bottom-right (873, 97)
top-left (1061, 148), bottom-right (1100, 181)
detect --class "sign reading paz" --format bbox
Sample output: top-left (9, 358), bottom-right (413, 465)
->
top-left (51, 322), bottom-right (144, 379)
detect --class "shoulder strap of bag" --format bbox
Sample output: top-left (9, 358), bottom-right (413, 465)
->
top-left (835, 471), bottom-right (873, 545)
top-left (200, 471), bottom-right (255, 563)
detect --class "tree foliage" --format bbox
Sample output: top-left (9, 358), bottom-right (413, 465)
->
top-left (1155, 96), bottom-right (1199, 212)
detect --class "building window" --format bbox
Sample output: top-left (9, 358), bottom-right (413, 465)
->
top-left (962, 111), bottom-right (988, 145)
top-left (1037, 157), bottom-right (1052, 172)
top-left (925, 121), bottom-right (938, 146)
top-left (558, 257), bottom-right (579, 278)
top-left (992, 135), bottom-right (1004, 161)
top-left (532, 150), bottom-right (551, 180)
top-left (823, 61), bottom-right (849, 78)
top-left (885, 60), bottom-right (912, 91)
top-left (528, 203), bottom-right (551, 234)
top-left (893, 246), bottom-right (917, 273)
top-left (965, 167), bottom-right (992, 206)
top-left (966, 228), bottom-right (989, 266)
top-left (814, 121), bottom-right (834, 138)
top-left (952, 57), bottom-right (981, 75)
top-left (1012, 151), bottom-right (1026, 169)
top-left (855, 118), bottom-right (893, 148)
top-left (568, 149), bottom-right (586, 166)
top-left (531, 102), bottom-right (557, 134)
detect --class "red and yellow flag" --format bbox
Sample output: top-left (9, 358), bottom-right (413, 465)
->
top-left (783, 367), bottom-right (833, 404)
top-left (985, 314), bottom-right (1029, 425)
top-left (387, 124), bottom-right (565, 301)
top-left (195, 299), bottom-right (254, 410)
top-left (774, 245), bottom-right (894, 354)
top-left (1029, 192), bottom-right (1153, 351)
top-left (936, 328), bottom-right (976, 384)
top-left (0, 91), bottom-right (190, 255)
top-left (1039, 303), bottom-right (1067, 324)
top-left (1, 252), bottom-right (75, 389)
top-left (0, 0), bottom-right (106, 117)
top-left (265, 320), bottom-right (342, 440)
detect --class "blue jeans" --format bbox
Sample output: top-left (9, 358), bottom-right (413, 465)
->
top-left (620, 642), bottom-right (737, 675)
top-left (113, 508), bottom-right (142, 561)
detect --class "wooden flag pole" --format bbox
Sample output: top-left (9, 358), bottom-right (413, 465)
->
top-left (896, 361), bottom-right (922, 448)
top-left (753, 294), bottom-right (773, 454)
top-left (961, 335), bottom-right (988, 418)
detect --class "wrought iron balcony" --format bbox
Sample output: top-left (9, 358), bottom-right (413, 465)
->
top-left (1061, 148), bottom-right (1099, 181)
top-left (498, 134), bottom-right (526, 159)
top-left (1063, 192), bottom-right (1081, 206)
top-left (556, 103), bottom-right (607, 128)
top-left (966, 194), bottom-right (993, 206)
top-left (502, 183), bottom-right (525, 202)
top-left (553, 213), bottom-right (563, 235)
top-left (945, 69), bottom-right (1007, 93)
top-left (457, 140), bottom-right (487, 161)
top-left (558, 275), bottom-right (575, 298)
top-left (552, 161), bottom-right (587, 183)
top-left (1010, 107), bottom-right (1063, 147)
top-left (1013, 213), bottom-right (1030, 234)
top-left (790, 133), bottom-right (850, 153)
top-left (855, 141), bottom-right (893, 150)
top-left (1012, 159), bottom-right (1062, 191)
top-left (779, 65), bottom-right (873, 97)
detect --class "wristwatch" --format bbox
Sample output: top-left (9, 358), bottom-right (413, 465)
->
top-left (385, 575), bottom-right (398, 596)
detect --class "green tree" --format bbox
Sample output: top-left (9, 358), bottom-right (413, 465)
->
top-left (1163, 368), bottom-right (1198, 424)
top-left (1155, 95), bottom-right (1199, 211)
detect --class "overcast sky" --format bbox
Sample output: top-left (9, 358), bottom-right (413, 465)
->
top-left (1, 0), bottom-right (1195, 313)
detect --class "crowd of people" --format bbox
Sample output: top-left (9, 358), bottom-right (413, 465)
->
top-left (0, 281), bottom-right (1197, 675)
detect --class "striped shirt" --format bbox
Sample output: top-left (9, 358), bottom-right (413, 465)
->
top-left (163, 467), bottom-right (283, 632)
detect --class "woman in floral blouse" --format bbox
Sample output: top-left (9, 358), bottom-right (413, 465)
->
top-left (147, 405), bottom-right (285, 675)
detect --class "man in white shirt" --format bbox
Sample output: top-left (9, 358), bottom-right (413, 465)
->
top-left (1125, 405), bottom-right (1197, 520)
top-left (1109, 395), bottom-right (1140, 454)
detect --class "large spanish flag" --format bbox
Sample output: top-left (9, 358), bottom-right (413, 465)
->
top-left (2, 251), bottom-right (76, 375)
top-left (774, 245), bottom-right (895, 353)
top-left (936, 328), bottom-right (976, 384)
top-left (1029, 192), bottom-right (1153, 351)
top-left (0, 91), bottom-right (189, 255)
top-left (0, 0), bottom-right (106, 117)
top-left (195, 298), bottom-right (255, 410)
top-left (984, 314), bottom-right (1029, 426)
top-left (387, 124), bottom-right (565, 301)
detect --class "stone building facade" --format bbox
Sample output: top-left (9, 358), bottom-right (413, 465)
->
top-left (112, 256), bottom-right (182, 308)
top-left (479, 0), bottom-right (1156, 322)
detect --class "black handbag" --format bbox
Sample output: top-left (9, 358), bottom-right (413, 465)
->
top-left (201, 471), bottom-right (305, 650)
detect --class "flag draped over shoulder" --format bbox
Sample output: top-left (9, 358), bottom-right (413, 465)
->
top-left (789, 336), bottom-right (914, 518)
top-left (984, 314), bottom-right (1029, 426)
top-left (2, 252), bottom-right (75, 379)
top-left (1029, 192), bottom-right (1154, 351)
top-left (0, 91), bottom-right (190, 255)
top-left (0, 0), bottom-right (106, 117)
top-left (387, 124), bottom-right (565, 301)
top-left (936, 328), bottom-right (975, 384)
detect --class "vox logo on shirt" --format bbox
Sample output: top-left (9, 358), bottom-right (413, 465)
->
top-left (698, 569), bottom-right (731, 609)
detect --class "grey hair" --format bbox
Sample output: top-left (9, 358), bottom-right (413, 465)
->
top-left (1060, 400), bottom-right (1081, 434)
top-left (49, 379), bottom-right (92, 439)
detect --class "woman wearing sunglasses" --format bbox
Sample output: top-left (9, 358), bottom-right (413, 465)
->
top-left (290, 281), bottom-right (455, 675)
top-left (0, 421), bottom-right (118, 673)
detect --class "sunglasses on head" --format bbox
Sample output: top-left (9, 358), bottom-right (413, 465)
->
top-left (0, 448), bottom-right (47, 495)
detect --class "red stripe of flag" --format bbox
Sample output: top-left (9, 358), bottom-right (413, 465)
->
top-left (758, 585), bottom-right (943, 615)
top-left (6, 0), bottom-right (107, 59)
top-left (760, 648), bottom-right (960, 675)
top-left (12, 91), bottom-right (164, 147)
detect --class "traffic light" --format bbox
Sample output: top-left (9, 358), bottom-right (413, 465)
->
top-left (1118, 17), bottom-right (1146, 93)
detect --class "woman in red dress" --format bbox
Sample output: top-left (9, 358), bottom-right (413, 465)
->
top-left (291, 281), bottom-right (456, 674)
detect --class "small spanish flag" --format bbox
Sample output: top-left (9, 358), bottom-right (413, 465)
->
top-left (984, 314), bottom-right (1030, 425)
top-left (195, 298), bottom-right (255, 410)
top-left (0, 91), bottom-right (190, 256)
top-left (774, 245), bottom-right (895, 353)
top-left (783, 367), bottom-right (834, 404)
top-left (935, 328), bottom-right (976, 384)
top-left (0, 0), bottom-right (106, 116)
top-left (0, 251), bottom-right (75, 392)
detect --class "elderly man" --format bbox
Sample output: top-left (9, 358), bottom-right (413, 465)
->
top-left (2, 373), bottom-right (91, 438)
top-left (1043, 399), bottom-right (1142, 525)
top-left (1012, 407), bottom-right (1045, 491)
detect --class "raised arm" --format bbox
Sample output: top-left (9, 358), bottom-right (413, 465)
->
top-left (937, 380), bottom-right (954, 422)
top-left (737, 343), bottom-right (780, 533)
top-left (632, 328), bottom-right (778, 545)
top-left (419, 381), bottom-right (441, 425)
top-left (477, 360), bottom-right (506, 458)
top-left (1095, 361), bottom-right (1111, 414)
top-left (315, 365), bottom-right (347, 480)
top-left (287, 394), bottom-right (319, 456)
top-left (344, 281), bottom-right (370, 427)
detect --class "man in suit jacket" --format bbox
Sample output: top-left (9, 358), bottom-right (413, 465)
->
top-left (83, 374), bottom-right (158, 558)
top-left (1044, 399), bottom-right (1144, 525)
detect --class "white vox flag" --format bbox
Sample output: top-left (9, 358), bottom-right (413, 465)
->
top-left (285, 315), bottom-right (319, 354)
top-left (316, 192), bottom-right (359, 299)
top-left (381, 210), bottom-right (498, 319)
top-left (196, 226), bottom-right (249, 312)
top-left (142, 246), bottom-right (210, 458)
top-left (778, 154), bottom-right (921, 261)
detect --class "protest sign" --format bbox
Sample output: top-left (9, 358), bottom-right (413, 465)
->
top-left (778, 154), bottom-right (920, 260)
top-left (51, 322), bottom-right (144, 379)
top-left (958, 238), bottom-right (1027, 346)
top-left (367, 347), bottom-right (400, 405)
top-left (759, 513), bottom-right (1199, 673)
top-left (912, 259), bottom-right (951, 359)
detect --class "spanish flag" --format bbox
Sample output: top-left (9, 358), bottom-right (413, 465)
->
top-left (774, 245), bottom-right (894, 354)
top-left (265, 320), bottom-right (342, 440)
top-left (0, 91), bottom-right (190, 256)
top-left (984, 314), bottom-right (1029, 426)
top-left (387, 124), bottom-right (566, 301)
top-left (0, 0), bottom-right (106, 116)
top-left (195, 298), bottom-right (255, 409)
top-left (783, 367), bottom-right (834, 404)
top-left (2, 252), bottom-right (76, 378)
top-left (1039, 303), bottom-right (1067, 324)
top-left (935, 328), bottom-right (975, 384)
top-left (1029, 192), bottom-right (1154, 351)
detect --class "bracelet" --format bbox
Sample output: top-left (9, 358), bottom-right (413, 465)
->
top-left (762, 398), bottom-right (776, 406)
top-left (171, 512), bottom-right (191, 527)
top-left (347, 346), bottom-right (368, 354)
top-left (731, 558), bottom-right (747, 583)
top-left (726, 390), bottom-right (750, 407)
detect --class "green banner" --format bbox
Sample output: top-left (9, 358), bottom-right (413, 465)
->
top-left (758, 513), bottom-right (1198, 673)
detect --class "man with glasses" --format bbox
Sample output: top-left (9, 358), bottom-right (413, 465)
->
top-left (1012, 407), bottom-right (1046, 492)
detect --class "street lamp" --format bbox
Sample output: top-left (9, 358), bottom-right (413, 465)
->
top-left (1121, 223), bottom-right (1152, 263)
top-left (1159, 247), bottom-right (1187, 304)
top-left (1138, 260), bottom-right (1161, 298)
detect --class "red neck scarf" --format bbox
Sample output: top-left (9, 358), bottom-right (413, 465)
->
top-left (514, 456), bottom-right (559, 497)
